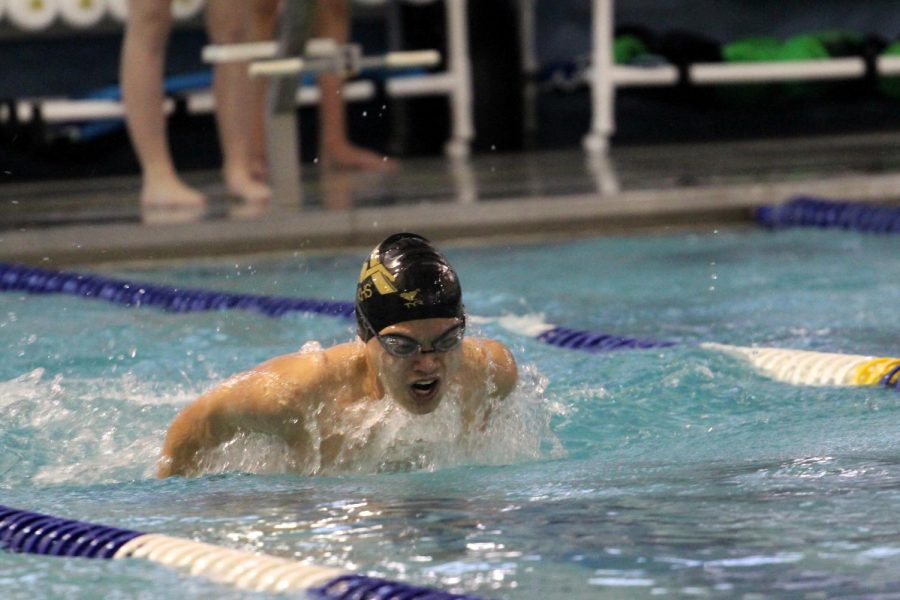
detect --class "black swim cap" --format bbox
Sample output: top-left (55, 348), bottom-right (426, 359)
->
top-left (356, 233), bottom-right (464, 340)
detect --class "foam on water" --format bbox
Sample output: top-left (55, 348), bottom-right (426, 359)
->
top-left (0, 367), bottom-right (201, 487)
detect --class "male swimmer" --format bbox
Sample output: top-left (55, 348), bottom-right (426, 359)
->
top-left (158, 234), bottom-right (517, 477)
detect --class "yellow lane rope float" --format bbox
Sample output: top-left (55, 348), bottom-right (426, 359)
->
top-left (704, 343), bottom-right (900, 388)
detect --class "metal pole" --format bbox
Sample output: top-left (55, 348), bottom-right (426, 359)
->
top-left (266, 0), bottom-right (315, 206)
top-left (583, 0), bottom-right (613, 154)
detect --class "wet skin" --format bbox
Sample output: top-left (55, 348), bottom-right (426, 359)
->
top-left (363, 318), bottom-right (466, 415)
top-left (158, 318), bottom-right (517, 477)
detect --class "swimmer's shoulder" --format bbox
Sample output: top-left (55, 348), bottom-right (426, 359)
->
top-left (463, 337), bottom-right (518, 398)
top-left (256, 340), bottom-right (366, 390)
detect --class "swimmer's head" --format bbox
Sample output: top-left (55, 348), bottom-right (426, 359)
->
top-left (356, 233), bottom-right (464, 341)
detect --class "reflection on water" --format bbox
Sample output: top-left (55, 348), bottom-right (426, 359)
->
top-left (48, 451), bottom-right (895, 598)
top-left (1, 230), bottom-right (899, 598)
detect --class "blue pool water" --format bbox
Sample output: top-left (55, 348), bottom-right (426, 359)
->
top-left (1, 228), bottom-right (899, 598)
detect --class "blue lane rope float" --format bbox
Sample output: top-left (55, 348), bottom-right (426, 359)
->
top-left (755, 196), bottom-right (900, 233)
top-left (0, 263), bottom-right (354, 320)
top-left (0, 504), bottom-right (485, 598)
top-left (0, 505), bottom-right (143, 558)
top-left (537, 325), bottom-right (676, 353)
top-left (880, 363), bottom-right (900, 389)
top-left (2, 262), bottom-right (899, 390)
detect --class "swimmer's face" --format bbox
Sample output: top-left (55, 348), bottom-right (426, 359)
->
top-left (366, 317), bottom-right (465, 414)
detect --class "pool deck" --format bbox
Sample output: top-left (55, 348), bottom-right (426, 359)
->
top-left (2, 131), bottom-right (900, 266)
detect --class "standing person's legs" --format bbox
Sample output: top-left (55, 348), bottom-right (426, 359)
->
top-left (315, 0), bottom-right (395, 170)
top-left (206, 0), bottom-right (272, 204)
top-left (121, 0), bottom-right (205, 207)
top-left (248, 0), bottom-right (281, 181)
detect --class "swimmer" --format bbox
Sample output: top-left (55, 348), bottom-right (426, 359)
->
top-left (158, 233), bottom-right (517, 477)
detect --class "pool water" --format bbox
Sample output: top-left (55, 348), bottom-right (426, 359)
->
top-left (1, 228), bottom-right (899, 598)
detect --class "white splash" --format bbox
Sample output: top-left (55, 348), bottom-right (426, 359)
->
top-left (0, 368), bottom-right (204, 486)
top-left (2, 355), bottom-right (564, 484)
top-left (193, 363), bottom-right (565, 477)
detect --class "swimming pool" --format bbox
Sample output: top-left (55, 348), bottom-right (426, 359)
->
top-left (1, 226), bottom-right (899, 598)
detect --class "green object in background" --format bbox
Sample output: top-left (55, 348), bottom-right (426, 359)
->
top-left (879, 40), bottom-right (900, 98)
top-left (806, 30), bottom-right (865, 57)
top-left (722, 36), bottom-right (784, 62)
top-left (614, 34), bottom-right (649, 65)
top-left (723, 34), bottom-right (830, 63)
top-left (719, 37), bottom-right (785, 106)
top-left (720, 31), bottom-right (861, 106)
top-left (780, 34), bottom-right (830, 61)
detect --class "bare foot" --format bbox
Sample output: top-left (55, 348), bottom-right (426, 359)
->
top-left (321, 143), bottom-right (398, 171)
top-left (250, 155), bottom-right (268, 183)
top-left (140, 178), bottom-right (207, 208)
top-left (225, 171), bottom-right (272, 205)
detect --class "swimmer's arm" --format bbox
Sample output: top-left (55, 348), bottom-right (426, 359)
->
top-left (483, 339), bottom-right (518, 400)
top-left (157, 354), bottom-right (322, 477)
top-left (460, 339), bottom-right (517, 431)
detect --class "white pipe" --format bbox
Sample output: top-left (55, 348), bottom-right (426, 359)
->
top-left (202, 42), bottom-right (279, 64)
top-left (443, 0), bottom-right (474, 158)
top-left (379, 49), bottom-right (441, 69)
top-left (386, 73), bottom-right (456, 96)
top-left (17, 74), bottom-right (457, 126)
top-left (12, 99), bottom-right (175, 123)
top-left (877, 55), bottom-right (900, 75)
top-left (518, 0), bottom-right (539, 134)
top-left (295, 81), bottom-right (376, 105)
top-left (612, 65), bottom-right (679, 87)
top-left (249, 58), bottom-right (305, 78)
top-left (249, 50), bottom-right (439, 78)
top-left (690, 58), bottom-right (865, 84)
top-left (608, 57), bottom-right (900, 88)
top-left (583, 0), bottom-right (614, 154)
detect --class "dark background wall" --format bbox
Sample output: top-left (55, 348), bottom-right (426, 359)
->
top-left (2, 1), bottom-right (900, 182)
top-left (538, 0), bottom-right (900, 64)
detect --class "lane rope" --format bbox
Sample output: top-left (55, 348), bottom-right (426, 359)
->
top-left (1, 262), bottom-right (897, 389)
top-left (0, 504), bottom-right (484, 598)
top-left (755, 196), bottom-right (900, 233)
top-left (0, 262), bottom-right (355, 319)
top-left (703, 343), bottom-right (900, 388)
top-left (0, 262), bottom-right (665, 352)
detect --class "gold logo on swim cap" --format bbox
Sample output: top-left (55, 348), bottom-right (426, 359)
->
top-left (400, 289), bottom-right (423, 308)
top-left (358, 257), bottom-right (398, 296)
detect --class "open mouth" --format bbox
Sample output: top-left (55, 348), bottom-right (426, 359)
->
top-left (410, 378), bottom-right (440, 401)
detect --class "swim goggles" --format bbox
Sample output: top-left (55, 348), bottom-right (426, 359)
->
top-left (359, 309), bottom-right (466, 358)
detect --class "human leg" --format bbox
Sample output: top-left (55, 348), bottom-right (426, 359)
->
top-left (121, 0), bottom-right (206, 207)
top-left (248, 0), bottom-right (281, 181)
top-left (314, 0), bottom-right (396, 170)
top-left (205, 0), bottom-right (272, 203)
